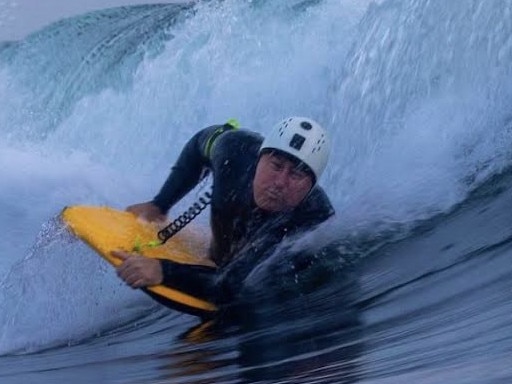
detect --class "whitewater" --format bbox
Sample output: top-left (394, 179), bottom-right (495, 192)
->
top-left (1, 0), bottom-right (512, 383)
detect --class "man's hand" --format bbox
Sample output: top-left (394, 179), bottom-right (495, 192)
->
top-left (126, 201), bottom-right (167, 223)
top-left (112, 250), bottom-right (164, 288)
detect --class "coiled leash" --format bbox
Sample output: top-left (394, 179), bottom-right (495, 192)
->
top-left (131, 189), bottom-right (212, 252)
top-left (157, 189), bottom-right (212, 244)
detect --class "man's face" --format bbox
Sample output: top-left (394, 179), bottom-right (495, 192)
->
top-left (253, 152), bottom-right (314, 212)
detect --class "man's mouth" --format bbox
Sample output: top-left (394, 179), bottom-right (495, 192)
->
top-left (266, 190), bottom-right (282, 201)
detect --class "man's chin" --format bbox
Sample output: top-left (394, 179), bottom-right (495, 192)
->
top-left (256, 198), bottom-right (282, 212)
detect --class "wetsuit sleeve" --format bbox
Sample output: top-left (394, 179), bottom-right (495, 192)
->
top-left (159, 259), bottom-right (218, 303)
top-left (152, 124), bottom-right (235, 213)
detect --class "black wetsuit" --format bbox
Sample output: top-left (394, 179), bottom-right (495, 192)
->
top-left (151, 123), bottom-right (335, 305)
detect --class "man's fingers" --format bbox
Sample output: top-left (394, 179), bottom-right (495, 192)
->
top-left (125, 275), bottom-right (143, 289)
top-left (123, 271), bottom-right (147, 289)
top-left (112, 250), bottom-right (131, 261)
top-left (117, 266), bottom-right (134, 280)
top-left (130, 279), bottom-right (145, 289)
top-left (115, 259), bottom-right (132, 277)
top-left (115, 254), bottom-right (136, 280)
top-left (115, 254), bottom-right (149, 288)
top-left (118, 267), bottom-right (142, 288)
top-left (113, 253), bottom-right (162, 287)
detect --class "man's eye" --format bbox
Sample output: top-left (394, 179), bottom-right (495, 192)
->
top-left (271, 161), bottom-right (284, 170)
top-left (290, 169), bottom-right (307, 180)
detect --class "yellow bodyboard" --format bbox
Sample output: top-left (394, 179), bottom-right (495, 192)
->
top-left (61, 205), bottom-right (218, 318)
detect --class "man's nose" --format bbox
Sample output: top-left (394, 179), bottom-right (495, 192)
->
top-left (273, 169), bottom-right (289, 188)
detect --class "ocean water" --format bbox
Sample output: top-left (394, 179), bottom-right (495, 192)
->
top-left (1, 0), bottom-right (512, 383)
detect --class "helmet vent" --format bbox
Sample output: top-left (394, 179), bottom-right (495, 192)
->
top-left (300, 121), bottom-right (312, 130)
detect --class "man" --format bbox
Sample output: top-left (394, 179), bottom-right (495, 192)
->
top-left (112, 116), bottom-right (334, 305)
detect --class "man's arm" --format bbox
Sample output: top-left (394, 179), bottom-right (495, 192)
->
top-left (127, 123), bottom-right (237, 220)
top-left (151, 125), bottom-right (219, 214)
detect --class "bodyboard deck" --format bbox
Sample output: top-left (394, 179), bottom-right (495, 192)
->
top-left (61, 205), bottom-right (218, 318)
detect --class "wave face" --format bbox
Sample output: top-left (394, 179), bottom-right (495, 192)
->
top-left (1, 0), bottom-right (512, 383)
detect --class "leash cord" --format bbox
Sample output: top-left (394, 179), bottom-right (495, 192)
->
top-left (157, 189), bottom-right (212, 243)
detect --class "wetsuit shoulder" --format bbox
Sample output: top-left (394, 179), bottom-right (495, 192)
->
top-left (208, 129), bottom-right (263, 161)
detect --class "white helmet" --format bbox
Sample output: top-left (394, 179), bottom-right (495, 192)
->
top-left (260, 117), bottom-right (331, 182)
